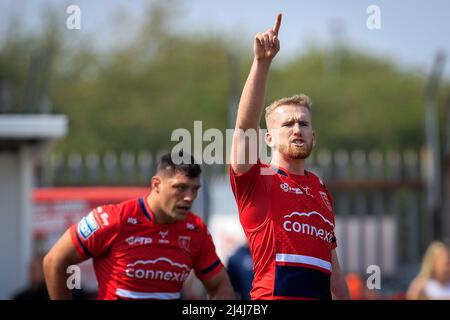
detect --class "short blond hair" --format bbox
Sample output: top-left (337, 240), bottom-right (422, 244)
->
top-left (265, 94), bottom-right (312, 125)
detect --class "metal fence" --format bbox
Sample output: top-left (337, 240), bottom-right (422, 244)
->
top-left (38, 148), bottom-right (429, 286)
top-left (306, 149), bottom-right (426, 283)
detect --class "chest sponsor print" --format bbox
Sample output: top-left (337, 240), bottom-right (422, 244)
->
top-left (125, 257), bottom-right (191, 282)
top-left (283, 211), bottom-right (335, 244)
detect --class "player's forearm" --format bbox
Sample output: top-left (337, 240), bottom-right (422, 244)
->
top-left (331, 275), bottom-right (350, 300)
top-left (235, 58), bottom-right (272, 130)
top-left (203, 269), bottom-right (236, 300)
top-left (330, 250), bottom-right (349, 300)
top-left (43, 254), bottom-right (73, 300)
top-left (207, 282), bottom-right (236, 300)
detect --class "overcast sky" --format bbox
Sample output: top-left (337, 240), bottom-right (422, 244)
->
top-left (1, 0), bottom-right (450, 77)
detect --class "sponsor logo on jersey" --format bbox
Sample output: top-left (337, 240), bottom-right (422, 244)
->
top-left (127, 217), bottom-right (140, 225)
top-left (125, 257), bottom-right (190, 282)
top-left (159, 230), bottom-right (169, 238)
top-left (319, 191), bottom-right (333, 211)
top-left (186, 223), bottom-right (196, 231)
top-left (158, 230), bottom-right (169, 244)
top-left (301, 185), bottom-right (313, 197)
top-left (78, 211), bottom-right (99, 240)
top-left (280, 183), bottom-right (313, 197)
top-left (280, 183), bottom-right (303, 195)
top-left (126, 236), bottom-right (152, 246)
top-left (283, 211), bottom-right (335, 244)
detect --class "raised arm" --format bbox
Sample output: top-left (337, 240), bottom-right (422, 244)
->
top-left (231, 13), bottom-right (282, 174)
top-left (43, 229), bottom-right (87, 299)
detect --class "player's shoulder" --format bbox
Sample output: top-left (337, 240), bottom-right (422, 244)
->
top-left (96, 197), bottom-right (141, 220)
top-left (306, 170), bottom-right (327, 186)
top-left (116, 197), bottom-right (141, 211)
top-left (183, 212), bottom-right (207, 232)
top-left (185, 211), bottom-right (205, 226)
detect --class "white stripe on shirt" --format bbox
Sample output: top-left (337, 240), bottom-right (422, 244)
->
top-left (276, 253), bottom-right (332, 272)
top-left (116, 288), bottom-right (180, 300)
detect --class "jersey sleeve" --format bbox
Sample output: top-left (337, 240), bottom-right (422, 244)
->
top-left (70, 204), bottom-right (121, 259)
top-left (229, 161), bottom-right (269, 230)
top-left (193, 225), bottom-right (224, 281)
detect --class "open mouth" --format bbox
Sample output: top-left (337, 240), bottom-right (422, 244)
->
top-left (175, 205), bottom-right (191, 212)
top-left (291, 138), bottom-right (305, 147)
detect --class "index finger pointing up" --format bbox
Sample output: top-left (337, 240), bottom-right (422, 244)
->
top-left (273, 13), bottom-right (282, 36)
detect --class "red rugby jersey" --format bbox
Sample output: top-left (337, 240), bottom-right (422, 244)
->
top-left (230, 161), bottom-right (337, 300)
top-left (70, 197), bottom-right (223, 300)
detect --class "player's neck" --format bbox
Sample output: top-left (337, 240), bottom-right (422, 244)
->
top-left (146, 194), bottom-right (176, 225)
top-left (153, 211), bottom-right (176, 225)
top-left (270, 153), bottom-right (306, 175)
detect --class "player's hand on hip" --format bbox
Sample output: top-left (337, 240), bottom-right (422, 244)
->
top-left (254, 13), bottom-right (282, 61)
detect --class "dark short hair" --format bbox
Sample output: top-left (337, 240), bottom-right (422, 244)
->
top-left (156, 151), bottom-right (201, 178)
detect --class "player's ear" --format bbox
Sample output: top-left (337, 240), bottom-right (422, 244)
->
top-left (151, 176), bottom-right (162, 192)
top-left (265, 130), bottom-right (274, 148)
top-left (312, 130), bottom-right (316, 148)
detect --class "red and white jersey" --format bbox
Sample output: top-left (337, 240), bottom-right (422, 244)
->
top-left (70, 196), bottom-right (223, 300)
top-left (230, 161), bottom-right (337, 300)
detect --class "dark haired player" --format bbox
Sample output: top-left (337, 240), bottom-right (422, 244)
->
top-left (44, 152), bottom-right (234, 300)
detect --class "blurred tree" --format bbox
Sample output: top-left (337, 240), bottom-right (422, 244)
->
top-left (268, 48), bottom-right (450, 151)
top-left (1, 1), bottom-right (448, 154)
top-left (50, 1), bottom-right (231, 154)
